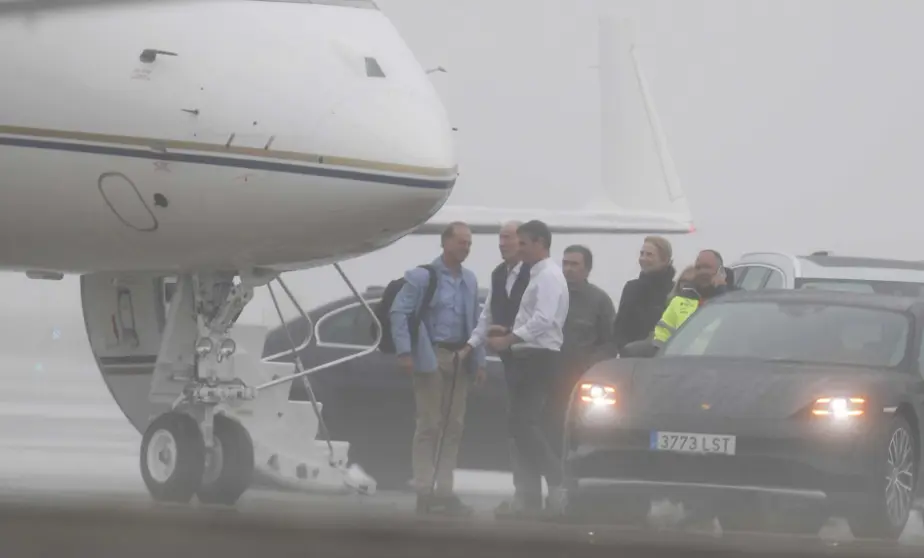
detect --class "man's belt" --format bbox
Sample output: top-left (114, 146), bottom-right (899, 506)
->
top-left (434, 341), bottom-right (467, 351)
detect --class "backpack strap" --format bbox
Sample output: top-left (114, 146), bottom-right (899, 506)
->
top-left (409, 264), bottom-right (438, 347)
top-left (416, 264), bottom-right (438, 319)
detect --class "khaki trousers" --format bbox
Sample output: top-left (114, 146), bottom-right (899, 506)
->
top-left (412, 347), bottom-right (470, 496)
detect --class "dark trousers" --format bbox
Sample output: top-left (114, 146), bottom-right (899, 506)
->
top-left (507, 348), bottom-right (563, 509)
top-left (499, 352), bottom-right (524, 497)
top-left (543, 356), bottom-right (584, 460)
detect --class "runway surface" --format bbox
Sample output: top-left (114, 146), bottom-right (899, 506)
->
top-left (4, 352), bottom-right (924, 556)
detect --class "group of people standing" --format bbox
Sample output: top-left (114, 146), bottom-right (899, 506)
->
top-left (387, 219), bottom-right (734, 519)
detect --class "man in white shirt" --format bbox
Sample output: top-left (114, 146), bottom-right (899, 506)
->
top-left (486, 220), bottom-right (570, 516)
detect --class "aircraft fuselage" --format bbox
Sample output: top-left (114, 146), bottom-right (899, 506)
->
top-left (0, 0), bottom-right (456, 275)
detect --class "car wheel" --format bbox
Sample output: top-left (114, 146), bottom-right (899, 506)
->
top-left (846, 414), bottom-right (917, 539)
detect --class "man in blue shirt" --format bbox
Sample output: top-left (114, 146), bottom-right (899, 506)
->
top-left (389, 221), bottom-right (486, 516)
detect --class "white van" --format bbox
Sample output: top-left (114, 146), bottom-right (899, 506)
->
top-left (728, 251), bottom-right (924, 296)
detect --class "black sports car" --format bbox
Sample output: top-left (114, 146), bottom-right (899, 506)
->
top-left (564, 288), bottom-right (924, 539)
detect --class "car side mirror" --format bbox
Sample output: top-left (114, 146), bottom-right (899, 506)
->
top-left (620, 339), bottom-right (659, 358)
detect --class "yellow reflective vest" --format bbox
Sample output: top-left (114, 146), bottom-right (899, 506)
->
top-left (652, 289), bottom-right (702, 348)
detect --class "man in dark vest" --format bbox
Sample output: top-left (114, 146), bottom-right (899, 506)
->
top-left (459, 220), bottom-right (531, 516)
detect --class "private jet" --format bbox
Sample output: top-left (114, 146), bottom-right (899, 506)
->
top-left (0, 0), bottom-right (693, 506)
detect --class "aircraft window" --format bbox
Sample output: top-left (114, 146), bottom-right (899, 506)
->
top-left (738, 267), bottom-right (771, 290)
top-left (317, 303), bottom-right (375, 347)
top-left (365, 57), bottom-right (386, 78)
top-left (764, 270), bottom-right (785, 289)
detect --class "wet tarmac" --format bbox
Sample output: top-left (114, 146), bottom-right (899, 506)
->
top-left (1, 491), bottom-right (923, 558)
top-left (2, 354), bottom-right (924, 556)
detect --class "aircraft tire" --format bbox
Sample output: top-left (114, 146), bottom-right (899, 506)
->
top-left (196, 414), bottom-right (255, 506)
top-left (140, 411), bottom-right (206, 504)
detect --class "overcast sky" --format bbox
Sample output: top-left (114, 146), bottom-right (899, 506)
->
top-left (6, 0), bottom-right (923, 331)
top-left (311, 0), bottom-right (924, 310)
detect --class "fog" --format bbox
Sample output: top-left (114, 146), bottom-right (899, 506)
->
top-left (308, 0), bottom-right (924, 317)
top-left (5, 0), bottom-right (923, 341)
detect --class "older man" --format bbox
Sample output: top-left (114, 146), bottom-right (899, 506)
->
top-left (389, 222), bottom-right (486, 516)
top-left (461, 220), bottom-right (531, 515)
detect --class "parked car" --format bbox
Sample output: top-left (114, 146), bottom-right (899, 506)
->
top-left (729, 252), bottom-right (924, 295)
top-left (262, 286), bottom-right (510, 490)
top-left (566, 288), bottom-right (924, 539)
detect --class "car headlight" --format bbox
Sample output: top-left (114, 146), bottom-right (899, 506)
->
top-left (811, 396), bottom-right (865, 420)
top-left (579, 383), bottom-right (617, 407)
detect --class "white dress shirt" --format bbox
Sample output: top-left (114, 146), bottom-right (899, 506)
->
top-left (504, 261), bottom-right (523, 296)
top-left (467, 261), bottom-right (522, 349)
top-left (511, 257), bottom-right (569, 352)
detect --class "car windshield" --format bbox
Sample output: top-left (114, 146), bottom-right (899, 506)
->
top-left (661, 301), bottom-right (911, 368)
top-left (797, 278), bottom-right (924, 297)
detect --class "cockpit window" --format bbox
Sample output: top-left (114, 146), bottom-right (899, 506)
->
top-left (250, 0), bottom-right (378, 10)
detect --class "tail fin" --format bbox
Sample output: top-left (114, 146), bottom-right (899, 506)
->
top-left (413, 16), bottom-right (694, 236)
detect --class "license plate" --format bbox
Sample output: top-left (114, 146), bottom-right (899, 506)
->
top-left (650, 431), bottom-right (736, 455)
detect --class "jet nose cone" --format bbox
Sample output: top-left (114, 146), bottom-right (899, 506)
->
top-left (390, 89), bottom-right (456, 172)
top-left (317, 84), bottom-right (457, 177)
top-left (276, 5), bottom-right (457, 184)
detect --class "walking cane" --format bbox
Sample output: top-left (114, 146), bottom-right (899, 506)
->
top-left (425, 351), bottom-right (461, 510)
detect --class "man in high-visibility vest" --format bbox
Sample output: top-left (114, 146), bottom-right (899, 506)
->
top-left (652, 249), bottom-right (729, 349)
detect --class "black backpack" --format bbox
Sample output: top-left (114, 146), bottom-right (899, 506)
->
top-left (372, 265), bottom-right (438, 354)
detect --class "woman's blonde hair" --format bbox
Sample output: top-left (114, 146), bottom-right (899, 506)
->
top-left (643, 235), bottom-right (673, 265)
top-left (668, 264), bottom-right (696, 300)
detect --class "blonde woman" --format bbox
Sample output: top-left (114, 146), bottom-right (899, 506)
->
top-left (613, 235), bottom-right (676, 353)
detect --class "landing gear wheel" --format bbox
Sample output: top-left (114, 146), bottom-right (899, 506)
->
top-left (846, 414), bottom-right (917, 539)
top-left (141, 412), bottom-right (206, 503)
top-left (196, 414), bottom-right (255, 506)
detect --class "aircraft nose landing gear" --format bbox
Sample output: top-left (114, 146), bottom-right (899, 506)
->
top-left (136, 266), bottom-right (379, 506)
top-left (141, 411), bottom-right (255, 505)
top-left (140, 272), bottom-right (259, 506)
